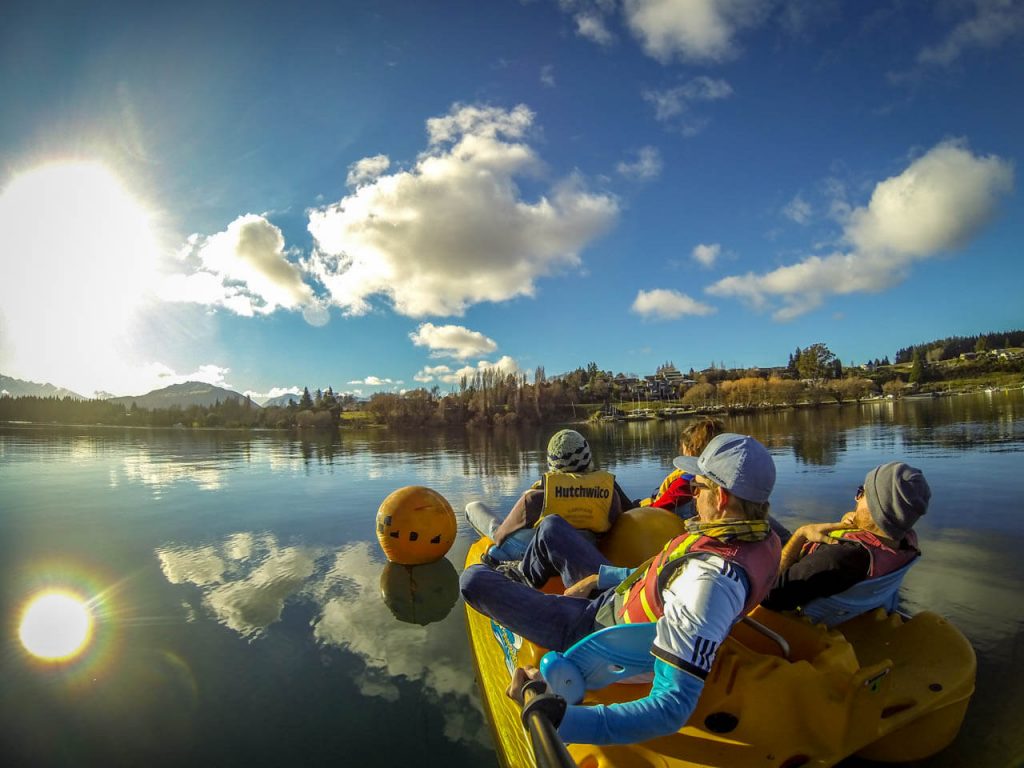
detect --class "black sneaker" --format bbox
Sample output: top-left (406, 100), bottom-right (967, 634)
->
top-left (480, 551), bottom-right (500, 568)
top-left (496, 561), bottom-right (531, 586)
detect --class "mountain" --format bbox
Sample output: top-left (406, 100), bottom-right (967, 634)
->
top-left (263, 393), bottom-right (300, 408)
top-left (0, 374), bottom-right (84, 400)
top-left (108, 381), bottom-right (261, 410)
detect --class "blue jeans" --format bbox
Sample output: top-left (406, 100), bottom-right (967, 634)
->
top-left (460, 516), bottom-right (615, 651)
top-left (465, 500), bottom-right (598, 562)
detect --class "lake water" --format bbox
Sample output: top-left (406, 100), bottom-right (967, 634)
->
top-left (2, 390), bottom-right (1022, 768)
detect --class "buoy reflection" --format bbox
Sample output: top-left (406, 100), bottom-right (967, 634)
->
top-left (379, 559), bottom-right (458, 626)
top-left (19, 591), bottom-right (94, 660)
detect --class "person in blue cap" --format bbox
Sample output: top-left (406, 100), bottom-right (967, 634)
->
top-left (460, 432), bottom-right (782, 745)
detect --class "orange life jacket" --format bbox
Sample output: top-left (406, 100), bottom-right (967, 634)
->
top-left (613, 530), bottom-right (781, 624)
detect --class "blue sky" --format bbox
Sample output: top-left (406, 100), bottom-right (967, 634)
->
top-left (1, 0), bottom-right (1022, 400)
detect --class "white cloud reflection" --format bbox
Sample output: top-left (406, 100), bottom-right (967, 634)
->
top-left (156, 535), bottom-right (487, 748)
top-left (118, 452), bottom-right (226, 493)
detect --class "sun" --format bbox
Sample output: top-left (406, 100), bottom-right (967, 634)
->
top-left (0, 160), bottom-right (163, 395)
top-left (18, 591), bottom-right (94, 661)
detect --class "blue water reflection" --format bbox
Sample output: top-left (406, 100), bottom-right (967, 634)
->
top-left (1, 389), bottom-right (1022, 767)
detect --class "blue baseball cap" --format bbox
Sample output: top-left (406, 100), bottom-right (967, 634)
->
top-left (673, 433), bottom-right (775, 503)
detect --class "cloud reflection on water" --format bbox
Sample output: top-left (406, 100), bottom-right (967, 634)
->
top-left (155, 535), bottom-right (487, 748)
top-left (311, 543), bottom-right (489, 748)
top-left (117, 452), bottom-right (225, 493)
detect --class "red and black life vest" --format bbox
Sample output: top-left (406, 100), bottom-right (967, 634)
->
top-left (613, 529), bottom-right (781, 624)
top-left (805, 528), bottom-right (919, 578)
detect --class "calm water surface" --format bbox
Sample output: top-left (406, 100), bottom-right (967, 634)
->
top-left (2, 391), bottom-right (1023, 767)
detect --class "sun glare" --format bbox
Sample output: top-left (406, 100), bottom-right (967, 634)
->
top-left (19, 591), bottom-right (94, 661)
top-left (0, 160), bottom-right (163, 395)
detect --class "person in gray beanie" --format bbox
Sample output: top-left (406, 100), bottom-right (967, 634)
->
top-left (763, 461), bottom-right (929, 614)
top-left (465, 429), bottom-right (633, 564)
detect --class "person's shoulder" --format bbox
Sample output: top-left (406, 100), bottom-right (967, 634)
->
top-left (674, 552), bottom-right (750, 592)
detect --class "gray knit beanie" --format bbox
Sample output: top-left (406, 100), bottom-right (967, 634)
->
top-left (547, 430), bottom-right (593, 473)
top-left (864, 462), bottom-right (931, 539)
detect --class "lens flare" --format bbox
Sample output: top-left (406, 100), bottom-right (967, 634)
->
top-left (19, 591), bottom-right (94, 660)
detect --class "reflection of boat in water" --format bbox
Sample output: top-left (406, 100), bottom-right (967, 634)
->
top-left (464, 523), bottom-right (975, 767)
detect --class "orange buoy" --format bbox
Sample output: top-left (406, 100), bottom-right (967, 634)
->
top-left (376, 486), bottom-right (457, 565)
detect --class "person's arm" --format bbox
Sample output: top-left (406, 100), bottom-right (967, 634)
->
top-left (762, 541), bottom-right (870, 611)
top-left (558, 658), bottom-right (703, 744)
top-left (777, 520), bottom-right (854, 573)
top-left (492, 488), bottom-right (543, 545)
top-left (557, 556), bottom-right (747, 745)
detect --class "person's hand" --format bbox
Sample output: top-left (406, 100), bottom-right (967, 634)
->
top-left (506, 666), bottom-right (543, 705)
top-left (564, 573), bottom-right (599, 598)
top-left (797, 521), bottom-right (848, 545)
top-left (839, 510), bottom-right (858, 527)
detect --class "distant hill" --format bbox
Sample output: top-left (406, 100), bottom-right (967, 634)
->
top-left (109, 381), bottom-right (261, 410)
top-left (0, 374), bottom-right (84, 400)
top-left (263, 392), bottom-right (300, 408)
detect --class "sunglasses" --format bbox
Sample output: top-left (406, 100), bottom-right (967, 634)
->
top-left (855, 485), bottom-right (865, 500)
top-left (691, 479), bottom-right (711, 496)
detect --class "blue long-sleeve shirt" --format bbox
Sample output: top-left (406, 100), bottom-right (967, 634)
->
top-left (557, 554), bottom-right (750, 745)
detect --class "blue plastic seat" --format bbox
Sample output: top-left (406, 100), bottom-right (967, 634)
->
top-left (538, 615), bottom-right (792, 704)
top-left (539, 623), bottom-right (657, 704)
top-left (799, 559), bottom-right (918, 628)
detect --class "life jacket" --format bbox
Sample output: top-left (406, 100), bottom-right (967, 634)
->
top-left (537, 470), bottom-right (617, 534)
top-left (805, 528), bottom-right (919, 578)
top-left (610, 528), bottom-right (781, 624)
top-left (639, 469), bottom-right (691, 508)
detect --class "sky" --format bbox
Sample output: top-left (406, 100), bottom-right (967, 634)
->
top-left (1, 0), bottom-right (1022, 401)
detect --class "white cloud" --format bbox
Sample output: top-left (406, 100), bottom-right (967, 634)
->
top-left (692, 243), bottom-right (721, 267)
top-left (643, 77), bottom-right (733, 135)
top-left (423, 356), bottom-right (522, 384)
top-left (184, 364), bottom-right (232, 388)
top-left (916, 0), bottom-right (1024, 67)
top-left (631, 288), bottom-right (716, 319)
top-left (305, 103), bottom-right (618, 317)
top-left (617, 146), bottom-right (663, 180)
top-left (783, 194), bottom-right (812, 225)
top-left (540, 64), bottom-right (556, 88)
top-left (709, 140), bottom-right (1014, 320)
top-left (108, 361), bottom-right (235, 398)
top-left (846, 141), bottom-right (1013, 256)
top-left (623, 0), bottom-right (773, 62)
top-left (346, 154), bottom-right (391, 189)
top-left (414, 365), bottom-right (453, 383)
top-left (348, 376), bottom-right (399, 386)
top-left (243, 386), bottom-right (302, 405)
top-left (409, 322), bottom-right (498, 359)
top-left (162, 214), bottom-right (327, 325)
top-left (576, 11), bottom-right (615, 44)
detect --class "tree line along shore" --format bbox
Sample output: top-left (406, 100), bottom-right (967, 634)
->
top-left (2, 340), bottom-right (1021, 431)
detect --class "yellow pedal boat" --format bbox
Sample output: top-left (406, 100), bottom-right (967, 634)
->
top-left (464, 533), bottom-right (976, 768)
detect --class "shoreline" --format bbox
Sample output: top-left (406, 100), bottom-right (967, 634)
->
top-left (4, 383), bottom-right (1022, 433)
